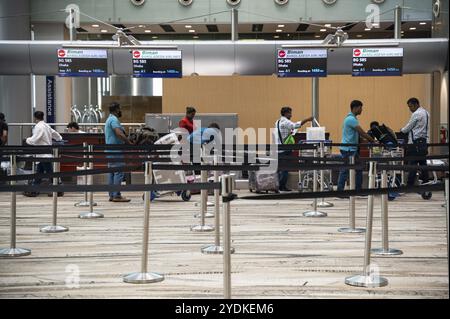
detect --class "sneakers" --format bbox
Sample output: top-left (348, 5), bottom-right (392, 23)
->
top-left (111, 196), bottom-right (131, 203)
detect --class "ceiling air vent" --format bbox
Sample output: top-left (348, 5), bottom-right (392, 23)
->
top-left (227, 0), bottom-right (241, 6)
top-left (130, 0), bottom-right (146, 6)
top-left (178, 0), bottom-right (193, 6)
top-left (274, 0), bottom-right (289, 5)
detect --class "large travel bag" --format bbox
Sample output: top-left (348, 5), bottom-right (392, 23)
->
top-left (248, 170), bottom-right (279, 193)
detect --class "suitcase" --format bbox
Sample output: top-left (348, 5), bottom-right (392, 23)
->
top-left (371, 124), bottom-right (398, 147)
top-left (248, 170), bottom-right (279, 193)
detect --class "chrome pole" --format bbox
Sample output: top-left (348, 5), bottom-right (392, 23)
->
top-left (75, 142), bottom-right (96, 207)
top-left (371, 169), bottom-right (403, 256)
top-left (222, 175), bottom-right (234, 299)
top-left (79, 145), bottom-right (103, 219)
top-left (304, 148), bottom-right (327, 217)
top-left (0, 155), bottom-right (31, 257)
top-left (40, 148), bottom-right (69, 233)
top-left (317, 141), bottom-right (333, 208)
top-left (445, 177), bottom-right (449, 262)
top-left (394, 5), bottom-right (402, 40)
top-left (339, 156), bottom-right (365, 233)
top-left (123, 162), bottom-right (164, 284)
top-left (191, 147), bottom-right (214, 232)
top-left (202, 154), bottom-right (235, 254)
top-left (345, 162), bottom-right (388, 287)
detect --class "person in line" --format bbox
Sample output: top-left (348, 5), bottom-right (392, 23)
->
top-left (105, 102), bottom-right (133, 203)
top-left (0, 113), bottom-right (8, 146)
top-left (67, 122), bottom-right (85, 133)
top-left (24, 111), bottom-right (63, 197)
top-left (275, 107), bottom-right (313, 192)
top-left (188, 123), bottom-right (220, 145)
top-left (367, 121), bottom-right (380, 139)
top-left (337, 100), bottom-right (376, 193)
top-left (400, 97), bottom-right (431, 192)
top-left (179, 106), bottom-right (196, 134)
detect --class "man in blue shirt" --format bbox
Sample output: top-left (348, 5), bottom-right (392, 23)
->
top-left (337, 100), bottom-right (376, 192)
top-left (188, 123), bottom-right (221, 145)
top-left (105, 102), bottom-right (132, 202)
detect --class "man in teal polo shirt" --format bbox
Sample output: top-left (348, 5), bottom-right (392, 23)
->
top-left (105, 102), bottom-right (133, 202)
top-left (337, 100), bottom-right (376, 192)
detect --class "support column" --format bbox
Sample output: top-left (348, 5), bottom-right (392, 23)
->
top-left (312, 78), bottom-right (319, 125)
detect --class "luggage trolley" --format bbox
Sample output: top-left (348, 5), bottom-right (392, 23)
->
top-left (147, 133), bottom-right (191, 202)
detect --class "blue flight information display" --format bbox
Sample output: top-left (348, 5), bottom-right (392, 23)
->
top-left (132, 50), bottom-right (182, 78)
top-left (277, 49), bottom-right (327, 77)
top-left (57, 48), bottom-right (108, 77)
top-left (352, 48), bottom-right (403, 76)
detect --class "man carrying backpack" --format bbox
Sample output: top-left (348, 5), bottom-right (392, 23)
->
top-left (274, 107), bottom-right (313, 192)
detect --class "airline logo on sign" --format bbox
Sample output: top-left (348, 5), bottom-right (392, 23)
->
top-left (134, 50), bottom-right (182, 60)
top-left (353, 48), bottom-right (403, 58)
top-left (278, 49), bottom-right (327, 59)
top-left (57, 49), bottom-right (107, 59)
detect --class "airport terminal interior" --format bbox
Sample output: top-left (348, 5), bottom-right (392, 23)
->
top-left (0, 0), bottom-right (449, 300)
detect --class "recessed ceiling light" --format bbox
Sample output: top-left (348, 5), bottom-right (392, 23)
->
top-left (278, 24), bottom-right (285, 28)
top-left (320, 28), bottom-right (327, 32)
top-left (185, 25), bottom-right (192, 28)
top-left (144, 30), bottom-right (152, 33)
top-left (100, 29), bottom-right (108, 33)
top-left (188, 29), bottom-right (196, 33)
top-left (409, 27), bottom-right (416, 30)
top-left (324, 24), bottom-right (331, 27)
top-left (365, 28), bottom-right (371, 31)
top-left (276, 29), bottom-right (283, 32)
top-left (92, 24), bottom-right (100, 28)
top-left (152, 36), bottom-right (158, 39)
top-left (419, 22), bottom-right (427, 25)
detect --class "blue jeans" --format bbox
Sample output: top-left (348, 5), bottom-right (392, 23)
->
top-left (108, 161), bottom-right (125, 198)
top-left (278, 150), bottom-right (292, 190)
top-left (33, 162), bottom-right (53, 186)
top-left (337, 150), bottom-right (362, 191)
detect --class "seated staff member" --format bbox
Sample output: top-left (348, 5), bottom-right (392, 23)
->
top-left (400, 97), bottom-right (431, 188)
top-left (337, 100), bottom-right (376, 192)
top-left (179, 106), bottom-right (196, 134)
top-left (67, 122), bottom-right (85, 133)
top-left (275, 107), bottom-right (313, 192)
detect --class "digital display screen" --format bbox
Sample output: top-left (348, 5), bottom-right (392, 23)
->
top-left (132, 50), bottom-right (182, 78)
top-left (277, 49), bottom-right (327, 77)
top-left (57, 48), bottom-right (108, 77)
top-left (352, 48), bottom-right (403, 77)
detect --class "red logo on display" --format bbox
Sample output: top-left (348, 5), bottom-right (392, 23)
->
top-left (353, 49), bottom-right (361, 57)
top-left (58, 49), bottom-right (66, 58)
top-left (133, 51), bottom-right (141, 59)
top-left (278, 50), bottom-right (286, 58)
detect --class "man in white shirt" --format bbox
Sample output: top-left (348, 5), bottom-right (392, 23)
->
top-left (24, 111), bottom-right (63, 197)
top-left (274, 107), bottom-right (313, 191)
top-left (400, 97), bottom-right (431, 189)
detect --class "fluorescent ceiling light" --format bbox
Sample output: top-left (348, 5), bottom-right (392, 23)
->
top-left (185, 25), bottom-right (192, 28)
top-left (324, 24), bottom-right (331, 27)
top-left (278, 24), bottom-right (285, 28)
top-left (188, 29), bottom-right (196, 33)
top-left (274, 35), bottom-right (280, 38)
top-left (409, 27), bottom-right (416, 30)
top-left (356, 34), bottom-right (363, 38)
top-left (144, 30), bottom-right (152, 33)
top-left (276, 29), bottom-right (283, 32)
top-left (419, 22), bottom-right (427, 25)
top-left (100, 29), bottom-right (108, 33)
top-left (92, 24), bottom-right (100, 28)
top-left (193, 36), bottom-right (199, 39)
top-left (152, 36), bottom-right (158, 39)
top-left (365, 28), bottom-right (371, 31)
top-left (320, 28), bottom-right (327, 32)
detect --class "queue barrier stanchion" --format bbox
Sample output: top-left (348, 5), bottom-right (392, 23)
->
top-left (222, 174), bottom-right (234, 299)
top-left (40, 148), bottom-right (69, 233)
top-left (202, 154), bottom-right (235, 255)
top-left (79, 145), bottom-right (103, 219)
top-left (75, 142), bottom-right (96, 207)
top-left (338, 156), bottom-right (365, 233)
top-left (371, 169), bottom-right (403, 256)
top-left (0, 155), bottom-right (31, 257)
top-left (194, 146), bottom-right (214, 216)
top-left (317, 141), bottom-right (334, 208)
top-left (123, 162), bottom-right (164, 284)
top-left (445, 177), bottom-right (449, 261)
top-left (303, 148), bottom-right (327, 217)
top-left (345, 162), bottom-right (388, 288)
top-left (191, 147), bottom-right (214, 232)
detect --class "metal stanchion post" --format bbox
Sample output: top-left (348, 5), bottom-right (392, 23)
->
top-left (222, 175), bottom-right (234, 299)
top-left (191, 147), bottom-right (214, 232)
top-left (400, 147), bottom-right (406, 186)
top-left (338, 156), bottom-right (365, 233)
top-left (304, 148), bottom-right (327, 217)
top-left (202, 154), bottom-right (235, 254)
top-left (345, 162), bottom-right (388, 288)
top-left (40, 148), bottom-right (69, 233)
top-left (79, 145), bottom-right (103, 219)
top-left (371, 169), bottom-right (402, 256)
top-left (0, 155), bottom-right (31, 257)
top-left (123, 162), bottom-right (164, 284)
top-left (317, 142), bottom-right (333, 208)
top-left (195, 146), bottom-right (214, 214)
top-left (445, 177), bottom-right (449, 261)
top-left (75, 142), bottom-right (96, 207)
